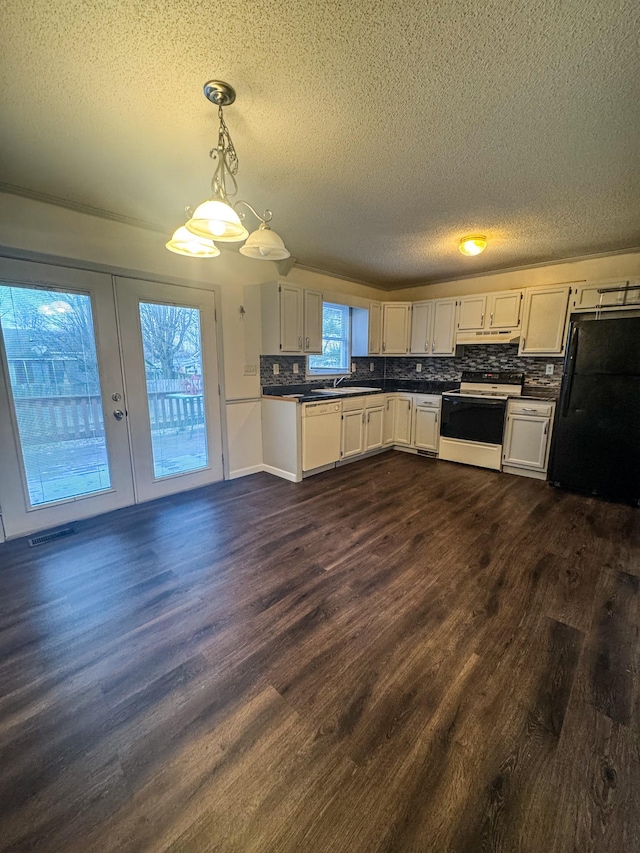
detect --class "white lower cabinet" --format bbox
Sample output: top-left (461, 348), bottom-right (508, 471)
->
top-left (413, 398), bottom-right (440, 452)
top-left (393, 396), bottom-right (413, 445)
top-left (383, 396), bottom-right (396, 445)
top-left (364, 405), bottom-right (385, 451)
top-left (502, 400), bottom-right (555, 479)
top-left (341, 406), bottom-right (365, 459)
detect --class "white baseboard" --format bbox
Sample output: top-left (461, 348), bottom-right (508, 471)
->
top-left (227, 464), bottom-right (265, 480)
top-left (262, 464), bottom-right (301, 483)
top-left (502, 464), bottom-right (547, 480)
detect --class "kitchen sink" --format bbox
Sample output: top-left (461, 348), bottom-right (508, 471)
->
top-left (311, 387), bottom-right (382, 395)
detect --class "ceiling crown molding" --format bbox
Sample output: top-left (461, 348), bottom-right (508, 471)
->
top-left (0, 182), bottom-right (168, 234)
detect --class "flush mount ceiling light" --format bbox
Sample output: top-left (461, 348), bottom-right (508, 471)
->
top-left (459, 235), bottom-right (488, 256)
top-left (166, 80), bottom-right (290, 261)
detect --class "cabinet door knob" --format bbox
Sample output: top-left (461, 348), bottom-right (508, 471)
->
top-left (431, 341), bottom-right (435, 352)
top-left (481, 313), bottom-right (485, 326)
top-left (490, 312), bottom-right (494, 326)
top-left (298, 336), bottom-right (302, 349)
top-left (305, 336), bottom-right (310, 348)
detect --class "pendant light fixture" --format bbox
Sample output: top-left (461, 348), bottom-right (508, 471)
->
top-left (166, 226), bottom-right (220, 258)
top-left (166, 81), bottom-right (290, 261)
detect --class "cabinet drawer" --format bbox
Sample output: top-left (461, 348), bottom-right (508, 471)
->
top-left (509, 400), bottom-right (554, 417)
top-left (413, 394), bottom-right (441, 408)
top-left (364, 393), bottom-right (385, 408)
top-left (342, 396), bottom-right (367, 412)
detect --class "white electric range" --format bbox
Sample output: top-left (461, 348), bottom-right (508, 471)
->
top-left (439, 371), bottom-right (525, 470)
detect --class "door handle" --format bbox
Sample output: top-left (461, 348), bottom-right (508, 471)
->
top-left (431, 340), bottom-right (435, 352)
top-left (113, 410), bottom-right (125, 421)
top-left (298, 336), bottom-right (302, 349)
top-left (481, 313), bottom-right (484, 326)
top-left (305, 336), bottom-right (310, 349)
top-left (490, 312), bottom-right (494, 326)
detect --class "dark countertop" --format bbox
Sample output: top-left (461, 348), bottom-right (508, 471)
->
top-left (262, 379), bottom-right (459, 403)
top-left (261, 380), bottom-right (560, 404)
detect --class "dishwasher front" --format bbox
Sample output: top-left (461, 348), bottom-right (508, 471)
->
top-left (301, 400), bottom-right (342, 471)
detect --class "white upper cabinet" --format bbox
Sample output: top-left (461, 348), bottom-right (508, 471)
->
top-left (572, 280), bottom-right (640, 313)
top-left (488, 290), bottom-right (522, 328)
top-left (431, 299), bottom-right (457, 356)
top-left (410, 301), bottom-right (434, 354)
top-left (260, 281), bottom-right (323, 355)
top-left (457, 295), bottom-right (487, 331)
top-left (368, 301), bottom-right (382, 354)
top-left (279, 283), bottom-right (303, 352)
top-left (410, 298), bottom-right (457, 356)
top-left (519, 285), bottom-right (572, 357)
top-left (303, 289), bottom-right (323, 353)
top-left (382, 303), bottom-right (411, 354)
top-left (457, 290), bottom-right (522, 332)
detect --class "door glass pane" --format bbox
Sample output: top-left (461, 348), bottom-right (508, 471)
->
top-left (139, 302), bottom-right (208, 478)
top-left (0, 285), bottom-right (111, 506)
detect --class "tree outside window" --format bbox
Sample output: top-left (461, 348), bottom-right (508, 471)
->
top-left (308, 303), bottom-right (350, 374)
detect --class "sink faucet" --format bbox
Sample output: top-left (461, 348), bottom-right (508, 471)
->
top-left (333, 376), bottom-right (345, 387)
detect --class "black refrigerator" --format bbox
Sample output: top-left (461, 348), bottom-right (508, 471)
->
top-left (548, 315), bottom-right (640, 506)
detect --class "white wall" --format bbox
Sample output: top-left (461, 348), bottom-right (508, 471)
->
top-left (389, 251), bottom-right (640, 301)
top-left (2, 191), bottom-right (638, 482)
top-left (0, 192), bottom-right (383, 479)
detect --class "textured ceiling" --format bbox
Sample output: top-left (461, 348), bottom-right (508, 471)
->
top-left (1, 0), bottom-right (639, 288)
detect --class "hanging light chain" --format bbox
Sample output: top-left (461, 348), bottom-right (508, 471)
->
top-left (210, 104), bottom-right (239, 201)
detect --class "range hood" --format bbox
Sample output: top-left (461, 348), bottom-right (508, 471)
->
top-left (456, 329), bottom-right (521, 345)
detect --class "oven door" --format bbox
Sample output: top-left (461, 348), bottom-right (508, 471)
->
top-left (440, 395), bottom-right (507, 445)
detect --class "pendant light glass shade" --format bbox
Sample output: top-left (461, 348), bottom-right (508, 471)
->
top-left (166, 226), bottom-right (220, 258)
top-left (239, 224), bottom-right (290, 260)
top-left (185, 198), bottom-right (249, 242)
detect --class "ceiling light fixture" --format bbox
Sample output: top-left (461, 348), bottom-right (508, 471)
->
top-left (166, 80), bottom-right (290, 261)
top-left (166, 226), bottom-right (220, 258)
top-left (459, 235), bottom-right (487, 256)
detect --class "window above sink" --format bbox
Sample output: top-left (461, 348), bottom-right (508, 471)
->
top-left (307, 302), bottom-right (351, 376)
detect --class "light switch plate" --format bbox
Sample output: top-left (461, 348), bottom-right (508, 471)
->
top-left (243, 364), bottom-right (257, 376)
top-left (370, 362), bottom-right (375, 371)
top-left (273, 363), bottom-right (280, 375)
top-left (545, 364), bottom-right (554, 375)
top-left (351, 362), bottom-right (356, 373)
top-left (292, 363), bottom-right (299, 374)
top-left (416, 363), bottom-right (422, 373)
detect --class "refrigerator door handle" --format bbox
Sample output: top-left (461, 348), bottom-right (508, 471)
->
top-left (561, 325), bottom-right (579, 417)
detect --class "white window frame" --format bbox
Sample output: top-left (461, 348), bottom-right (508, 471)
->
top-left (307, 302), bottom-right (351, 377)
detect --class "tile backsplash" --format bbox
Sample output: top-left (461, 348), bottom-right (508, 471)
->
top-left (260, 356), bottom-right (385, 386)
top-left (385, 345), bottom-right (564, 393)
top-left (261, 346), bottom-right (564, 394)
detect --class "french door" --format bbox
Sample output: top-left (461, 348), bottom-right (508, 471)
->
top-left (115, 277), bottom-right (223, 502)
top-left (0, 259), bottom-right (223, 540)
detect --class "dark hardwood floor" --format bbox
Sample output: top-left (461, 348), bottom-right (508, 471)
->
top-left (1, 453), bottom-right (638, 852)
